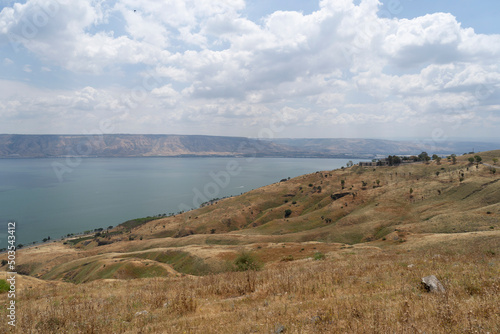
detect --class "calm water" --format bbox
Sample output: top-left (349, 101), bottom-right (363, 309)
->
top-left (0, 157), bottom-right (358, 245)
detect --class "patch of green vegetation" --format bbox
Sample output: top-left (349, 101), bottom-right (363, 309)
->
top-left (16, 263), bottom-right (41, 276)
top-left (313, 252), bottom-right (326, 260)
top-left (66, 235), bottom-right (94, 246)
top-left (118, 216), bottom-right (161, 231)
top-left (233, 251), bottom-right (262, 271)
top-left (0, 279), bottom-right (10, 293)
top-left (119, 251), bottom-right (213, 276)
top-left (152, 230), bottom-right (177, 238)
top-left (205, 238), bottom-right (243, 245)
top-left (373, 225), bottom-right (394, 240)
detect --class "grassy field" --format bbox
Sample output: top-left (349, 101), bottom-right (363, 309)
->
top-left (0, 150), bottom-right (498, 333)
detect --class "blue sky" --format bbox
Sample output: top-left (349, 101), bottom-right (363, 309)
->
top-left (0, 0), bottom-right (499, 142)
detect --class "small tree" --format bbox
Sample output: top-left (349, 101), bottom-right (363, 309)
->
top-left (468, 157), bottom-right (475, 164)
top-left (376, 179), bottom-right (380, 186)
top-left (341, 179), bottom-right (345, 189)
top-left (493, 158), bottom-right (498, 165)
top-left (284, 209), bottom-right (292, 218)
top-left (234, 251), bottom-right (261, 271)
top-left (409, 188), bottom-right (413, 198)
top-left (451, 154), bottom-right (457, 164)
top-left (474, 155), bottom-right (482, 165)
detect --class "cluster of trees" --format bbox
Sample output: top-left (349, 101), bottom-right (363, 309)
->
top-left (381, 152), bottom-right (464, 166)
top-left (382, 152), bottom-right (428, 166)
top-left (467, 155), bottom-right (482, 165)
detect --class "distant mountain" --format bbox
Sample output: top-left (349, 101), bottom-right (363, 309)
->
top-left (0, 134), bottom-right (289, 158)
top-left (271, 138), bottom-right (499, 156)
top-left (0, 134), bottom-right (496, 158)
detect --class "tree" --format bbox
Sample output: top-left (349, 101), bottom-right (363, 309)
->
top-left (284, 209), bottom-right (292, 218)
top-left (435, 157), bottom-right (442, 165)
top-left (341, 179), bottom-right (345, 189)
top-left (468, 157), bottom-right (475, 164)
top-left (418, 152), bottom-right (429, 162)
top-left (474, 155), bottom-right (482, 164)
top-left (376, 179), bottom-right (380, 186)
top-left (432, 154), bottom-right (439, 160)
top-left (493, 158), bottom-right (498, 165)
top-left (451, 154), bottom-right (457, 164)
top-left (409, 188), bottom-right (413, 198)
top-left (346, 161), bottom-right (353, 167)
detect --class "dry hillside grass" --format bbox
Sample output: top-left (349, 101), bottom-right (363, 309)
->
top-left (0, 150), bottom-right (498, 333)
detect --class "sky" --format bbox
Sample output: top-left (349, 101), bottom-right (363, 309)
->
top-left (0, 0), bottom-right (499, 142)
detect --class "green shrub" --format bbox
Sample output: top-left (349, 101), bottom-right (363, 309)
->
top-left (0, 279), bottom-right (10, 293)
top-left (233, 251), bottom-right (261, 271)
top-left (313, 252), bottom-right (325, 260)
top-left (284, 209), bottom-right (292, 218)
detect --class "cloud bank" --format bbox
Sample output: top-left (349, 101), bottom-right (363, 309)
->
top-left (0, 0), bottom-right (499, 140)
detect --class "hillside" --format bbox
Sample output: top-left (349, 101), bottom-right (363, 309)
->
top-left (0, 134), bottom-right (289, 158)
top-left (273, 138), bottom-right (499, 155)
top-left (1, 150), bottom-right (499, 333)
top-left (1, 134), bottom-right (496, 158)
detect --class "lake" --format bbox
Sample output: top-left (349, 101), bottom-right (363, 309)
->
top-left (0, 157), bottom-right (359, 245)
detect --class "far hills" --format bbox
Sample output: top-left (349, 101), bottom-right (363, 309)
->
top-left (0, 134), bottom-right (497, 158)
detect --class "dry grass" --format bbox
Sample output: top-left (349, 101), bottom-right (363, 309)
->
top-left (0, 150), bottom-right (499, 333)
top-left (1, 238), bottom-right (498, 333)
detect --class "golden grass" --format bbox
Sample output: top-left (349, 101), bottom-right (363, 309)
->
top-left (2, 236), bottom-right (498, 333)
top-left (1, 150), bottom-right (499, 333)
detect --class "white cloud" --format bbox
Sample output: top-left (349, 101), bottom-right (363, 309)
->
top-left (0, 0), bottom-right (499, 140)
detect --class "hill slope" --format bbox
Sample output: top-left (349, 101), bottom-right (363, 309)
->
top-left (3, 150), bottom-right (499, 333)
